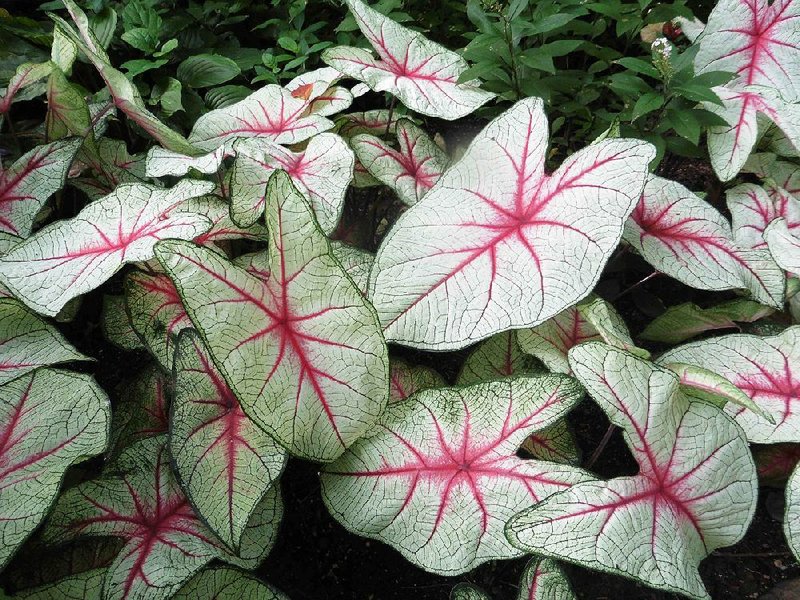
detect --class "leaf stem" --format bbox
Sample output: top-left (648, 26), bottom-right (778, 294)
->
top-left (586, 423), bottom-right (616, 470)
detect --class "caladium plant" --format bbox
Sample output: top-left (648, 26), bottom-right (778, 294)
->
top-left (507, 342), bottom-right (757, 600)
top-left (786, 461), bottom-right (800, 562)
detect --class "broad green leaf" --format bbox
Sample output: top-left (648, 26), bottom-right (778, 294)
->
top-left (640, 299), bottom-right (775, 344)
top-left (230, 133), bottom-right (353, 233)
top-left (156, 172), bottom-right (389, 461)
top-left (172, 331), bottom-right (286, 550)
top-left (322, 0), bottom-right (494, 120)
top-left (0, 138), bottom-right (81, 237)
top-left (43, 436), bottom-right (282, 600)
top-left (786, 461), bottom-right (800, 561)
top-left (0, 180), bottom-right (214, 317)
top-left (369, 98), bottom-right (654, 350)
top-left (0, 298), bottom-right (89, 385)
top-left (659, 326), bottom-right (800, 443)
top-left (352, 118), bottom-right (449, 206)
top-left (14, 569), bottom-right (105, 600)
top-left (388, 359), bottom-right (445, 403)
top-left (0, 369), bottom-right (110, 570)
top-left (507, 343), bottom-right (757, 600)
top-left (173, 567), bottom-right (288, 600)
top-left (45, 67), bottom-right (91, 141)
top-left (177, 54), bottom-right (241, 88)
top-left (631, 92), bottom-right (664, 122)
top-left (518, 557), bottom-right (576, 600)
top-left (322, 376), bottom-right (591, 574)
top-left (625, 175), bottom-right (785, 308)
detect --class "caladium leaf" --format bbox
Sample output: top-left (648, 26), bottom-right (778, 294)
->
top-left (286, 67), bottom-right (354, 117)
top-left (640, 299), bottom-right (775, 344)
top-left (108, 367), bottom-right (169, 458)
top-left (659, 326), bottom-right (800, 444)
top-left (0, 180), bottom-right (215, 317)
top-left (171, 330), bottom-right (286, 550)
top-left (145, 145), bottom-right (228, 178)
top-left (45, 67), bottom-right (92, 142)
top-left (126, 272), bottom-right (191, 370)
top-left (786, 461), bottom-right (800, 561)
top-left (155, 171), bottom-right (389, 461)
top-left (457, 331), bottom-right (540, 386)
top-left (754, 443), bottom-right (800, 485)
top-left (518, 556), bottom-right (576, 600)
top-left (0, 62), bottom-right (53, 115)
top-left (322, 0), bottom-right (494, 120)
top-left (625, 176), bottom-right (785, 307)
top-left (188, 85), bottom-right (334, 152)
top-left (389, 359), bottom-right (445, 403)
top-left (70, 139), bottom-right (147, 202)
top-left (507, 343), bottom-right (757, 600)
top-left (44, 436), bottom-right (282, 600)
top-left (517, 297), bottom-right (635, 375)
top-left (337, 109), bottom-right (399, 138)
top-left (369, 97), bottom-right (654, 350)
top-left (451, 584), bottom-right (491, 600)
top-left (321, 376), bottom-right (591, 575)
top-left (765, 218), bottom-right (800, 275)
top-left (0, 138), bottom-right (81, 237)
top-left (694, 0), bottom-right (800, 102)
top-left (186, 196), bottom-right (268, 247)
top-left (13, 568), bottom-right (106, 600)
top-left (0, 298), bottom-right (89, 385)
top-left (172, 567), bottom-right (289, 600)
top-left (701, 86), bottom-right (800, 181)
top-left (0, 369), bottom-right (110, 570)
top-left (102, 295), bottom-right (144, 351)
top-left (330, 241), bottom-right (374, 296)
top-left (352, 119), bottom-right (449, 206)
top-left (230, 133), bottom-right (354, 233)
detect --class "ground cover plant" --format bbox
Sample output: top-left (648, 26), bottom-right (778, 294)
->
top-left (2, 0), bottom-right (800, 598)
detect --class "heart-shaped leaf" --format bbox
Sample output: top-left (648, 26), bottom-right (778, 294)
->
top-left (369, 97), bottom-right (654, 350)
top-left (171, 330), bottom-right (286, 550)
top-left (507, 343), bottom-right (757, 600)
top-left (352, 118), bottom-right (449, 206)
top-left (389, 359), bottom-right (445, 403)
top-left (188, 85), bottom-right (334, 152)
top-left (728, 183), bottom-right (800, 250)
top-left (0, 138), bottom-right (81, 237)
top-left (0, 369), bottom-right (110, 570)
top-left (230, 133), bottom-right (354, 233)
top-left (172, 567), bottom-right (289, 600)
top-left (44, 436), bottom-right (282, 600)
top-left (322, 0), bottom-right (494, 120)
top-left (625, 176), bottom-right (785, 307)
top-left (0, 298), bottom-right (89, 385)
top-left (519, 556), bottom-right (576, 600)
top-left (659, 327), bottom-right (800, 443)
top-left (156, 172), bottom-right (388, 461)
top-left (0, 180), bottom-right (214, 316)
top-left (321, 376), bottom-right (591, 575)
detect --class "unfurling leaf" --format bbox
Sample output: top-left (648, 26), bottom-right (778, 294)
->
top-left (321, 376), bottom-right (591, 575)
top-left (507, 343), bottom-right (757, 600)
top-left (156, 172), bottom-right (389, 461)
top-left (369, 97), bottom-right (654, 350)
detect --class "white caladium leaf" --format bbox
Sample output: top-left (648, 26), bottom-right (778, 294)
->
top-left (352, 119), bottom-right (449, 206)
top-left (109, 367), bottom-right (169, 458)
top-left (660, 327), bottom-right (800, 444)
top-left (518, 557), bottom-right (576, 600)
top-left (786, 461), bottom-right (800, 561)
top-left (0, 369), bottom-right (110, 570)
top-left (323, 0), bottom-right (494, 120)
top-left (188, 84), bottom-right (333, 152)
top-left (172, 331), bottom-right (287, 550)
top-left (230, 133), bottom-right (354, 233)
top-left (126, 272), bottom-right (191, 370)
top-left (0, 138), bottom-right (81, 236)
top-left (145, 145), bottom-right (228, 178)
top-left (507, 343), bottom-right (757, 600)
top-left (0, 62), bottom-right (53, 115)
top-left (457, 331), bottom-right (540, 386)
top-left (0, 298), bottom-right (89, 385)
top-left (156, 172), bottom-right (389, 461)
top-left (330, 241), bottom-right (374, 296)
top-left (625, 176), bottom-right (785, 307)
top-left (640, 299), bottom-right (774, 344)
top-left (369, 97), bottom-right (654, 350)
top-left (0, 180), bottom-right (214, 317)
top-left (186, 196), bottom-right (268, 247)
top-left (286, 67), bottom-right (354, 117)
top-left (713, 183), bottom-right (789, 250)
top-left (101, 295), bottom-right (145, 351)
top-left (322, 376), bottom-right (591, 575)
top-left (702, 86), bottom-right (800, 181)
top-left (451, 584), bottom-right (491, 600)
top-left (694, 0), bottom-right (800, 102)
top-left (517, 296), bottom-right (635, 374)
top-left (13, 568), bottom-right (106, 600)
top-left (389, 359), bottom-right (445, 403)
top-left (44, 436), bottom-right (282, 600)
top-left (337, 109), bottom-right (399, 138)
top-left (765, 218), bottom-right (800, 275)
top-left (674, 16), bottom-right (705, 43)
top-left (173, 567), bottom-right (289, 600)
top-left (71, 139), bottom-right (147, 202)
